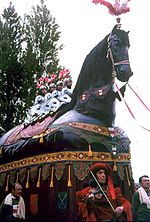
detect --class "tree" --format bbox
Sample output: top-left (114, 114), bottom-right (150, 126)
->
top-left (22, 0), bottom-right (64, 101)
top-left (25, 0), bottom-right (63, 69)
top-left (0, 2), bottom-right (25, 131)
top-left (0, 0), bottom-right (67, 131)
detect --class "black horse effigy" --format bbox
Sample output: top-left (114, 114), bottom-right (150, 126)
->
top-left (0, 25), bottom-right (133, 163)
top-left (53, 24), bottom-right (132, 126)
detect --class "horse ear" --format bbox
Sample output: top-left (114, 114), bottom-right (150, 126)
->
top-left (111, 25), bottom-right (118, 34)
top-left (127, 31), bottom-right (130, 35)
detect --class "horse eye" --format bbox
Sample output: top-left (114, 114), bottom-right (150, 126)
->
top-left (114, 40), bottom-right (121, 48)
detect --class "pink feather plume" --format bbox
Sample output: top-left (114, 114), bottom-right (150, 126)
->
top-left (92, 0), bottom-right (131, 16)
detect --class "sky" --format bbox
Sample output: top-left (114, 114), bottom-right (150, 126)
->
top-left (1, 0), bottom-right (150, 183)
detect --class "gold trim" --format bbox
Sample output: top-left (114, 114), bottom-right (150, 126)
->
top-left (32, 122), bottom-right (123, 140)
top-left (5, 174), bottom-right (9, 191)
top-left (36, 167), bottom-right (41, 188)
top-left (66, 122), bottom-right (110, 136)
top-left (0, 151), bottom-right (131, 173)
top-left (50, 165), bottom-right (54, 188)
top-left (125, 165), bottom-right (131, 186)
top-left (67, 164), bottom-right (72, 187)
top-left (25, 168), bottom-right (30, 188)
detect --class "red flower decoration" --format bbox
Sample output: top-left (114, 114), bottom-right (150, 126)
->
top-left (36, 83), bottom-right (41, 89)
top-left (34, 68), bottom-right (72, 95)
top-left (45, 77), bottom-right (51, 83)
top-left (50, 73), bottom-right (57, 80)
top-left (38, 77), bottom-right (44, 83)
top-left (58, 70), bottom-right (64, 80)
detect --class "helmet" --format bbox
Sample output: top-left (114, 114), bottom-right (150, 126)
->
top-left (49, 83), bottom-right (56, 88)
top-left (64, 77), bottom-right (72, 84)
top-left (56, 80), bottom-right (63, 86)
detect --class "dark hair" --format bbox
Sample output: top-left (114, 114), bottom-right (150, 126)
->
top-left (139, 175), bottom-right (149, 183)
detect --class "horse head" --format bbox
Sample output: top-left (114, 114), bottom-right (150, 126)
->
top-left (107, 25), bottom-right (133, 82)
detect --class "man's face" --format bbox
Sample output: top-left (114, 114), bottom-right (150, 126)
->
top-left (57, 85), bottom-right (63, 91)
top-left (96, 169), bottom-right (107, 184)
top-left (49, 86), bottom-right (56, 92)
top-left (12, 183), bottom-right (22, 197)
top-left (141, 177), bottom-right (150, 190)
top-left (66, 81), bottom-right (72, 88)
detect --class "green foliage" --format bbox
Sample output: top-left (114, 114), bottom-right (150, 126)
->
top-left (0, 0), bottom-right (65, 131)
top-left (0, 3), bottom-right (25, 131)
top-left (23, 0), bottom-right (63, 71)
top-left (22, 0), bottom-right (64, 109)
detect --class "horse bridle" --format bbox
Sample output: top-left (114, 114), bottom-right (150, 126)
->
top-left (106, 32), bottom-right (130, 79)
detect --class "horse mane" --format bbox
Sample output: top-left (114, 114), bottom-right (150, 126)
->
top-left (54, 27), bottom-right (130, 119)
top-left (52, 35), bottom-right (111, 119)
top-left (71, 34), bottom-right (112, 108)
top-left (72, 28), bottom-right (130, 105)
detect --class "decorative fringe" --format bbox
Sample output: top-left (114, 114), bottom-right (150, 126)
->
top-left (88, 143), bottom-right (93, 157)
top-left (125, 165), bottom-right (131, 186)
top-left (16, 171), bottom-right (19, 183)
top-left (5, 174), bottom-right (9, 192)
top-left (26, 169), bottom-right (30, 188)
top-left (67, 164), bottom-right (72, 187)
top-left (36, 167), bottom-right (41, 188)
top-left (50, 166), bottom-right (54, 188)
top-left (113, 161), bottom-right (117, 171)
top-left (39, 135), bottom-right (44, 143)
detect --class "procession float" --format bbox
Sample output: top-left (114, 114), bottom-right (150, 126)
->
top-left (0, 1), bottom-right (136, 221)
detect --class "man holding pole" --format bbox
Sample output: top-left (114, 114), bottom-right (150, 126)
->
top-left (76, 163), bottom-right (132, 221)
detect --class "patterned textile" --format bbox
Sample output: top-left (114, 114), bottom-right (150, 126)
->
top-left (42, 164), bottom-right (50, 181)
top-left (55, 163), bottom-right (65, 181)
top-left (57, 191), bottom-right (68, 211)
top-left (19, 168), bottom-right (27, 184)
top-left (4, 116), bottom-right (53, 145)
top-left (30, 166), bottom-right (38, 182)
top-left (73, 162), bottom-right (91, 181)
top-left (9, 171), bottom-right (16, 184)
top-left (117, 165), bottom-right (125, 181)
top-left (30, 194), bottom-right (38, 214)
top-left (0, 173), bottom-right (6, 186)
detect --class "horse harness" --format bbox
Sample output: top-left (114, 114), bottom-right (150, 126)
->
top-left (79, 84), bottom-right (112, 103)
top-left (107, 28), bottom-right (130, 79)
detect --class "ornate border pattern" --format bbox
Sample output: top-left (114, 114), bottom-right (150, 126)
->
top-left (0, 151), bottom-right (131, 173)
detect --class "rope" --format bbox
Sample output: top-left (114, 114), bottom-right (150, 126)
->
top-left (127, 83), bottom-right (150, 112)
top-left (115, 82), bottom-right (150, 132)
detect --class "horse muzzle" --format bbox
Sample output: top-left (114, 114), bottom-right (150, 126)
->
top-left (116, 65), bottom-right (133, 82)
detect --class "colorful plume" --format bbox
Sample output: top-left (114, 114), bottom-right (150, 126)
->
top-left (92, 0), bottom-right (131, 16)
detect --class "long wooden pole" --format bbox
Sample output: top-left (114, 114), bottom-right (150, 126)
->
top-left (90, 170), bottom-right (115, 212)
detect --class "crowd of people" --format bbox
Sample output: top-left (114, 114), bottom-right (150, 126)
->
top-left (0, 164), bottom-right (150, 221)
top-left (24, 77), bottom-right (73, 125)
top-left (38, 77), bottom-right (73, 99)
